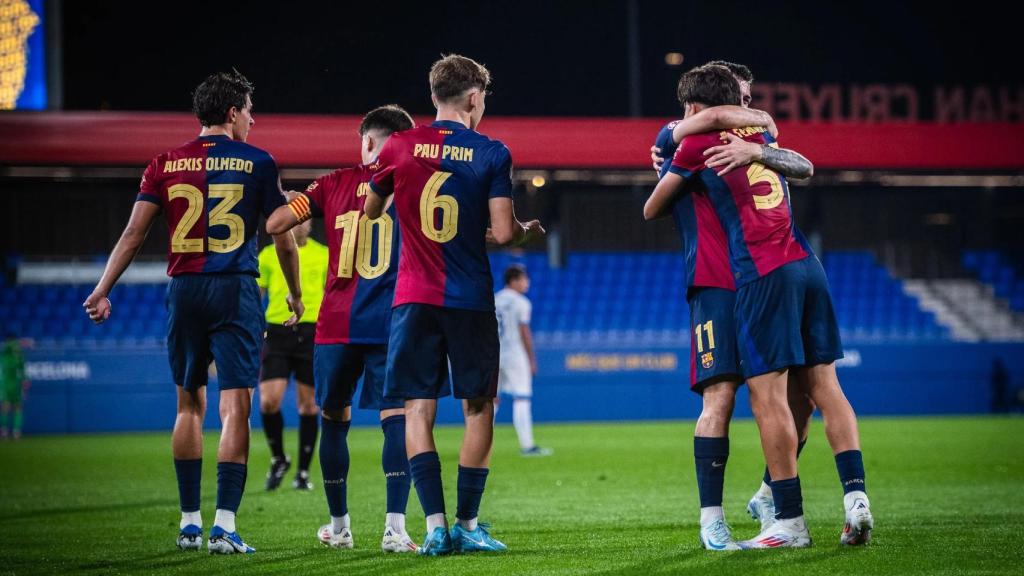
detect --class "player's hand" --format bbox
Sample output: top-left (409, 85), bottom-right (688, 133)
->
top-left (83, 292), bottom-right (112, 324)
top-left (521, 220), bottom-right (546, 243)
top-left (284, 294), bottom-right (304, 326)
top-left (530, 359), bottom-right (538, 375)
top-left (485, 227), bottom-right (498, 245)
top-left (704, 133), bottom-right (762, 176)
top-left (650, 145), bottom-right (664, 175)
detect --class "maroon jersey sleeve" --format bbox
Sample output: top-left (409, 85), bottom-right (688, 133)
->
top-left (368, 136), bottom-right (398, 196)
top-left (668, 135), bottom-right (712, 181)
top-left (136, 157), bottom-right (163, 207)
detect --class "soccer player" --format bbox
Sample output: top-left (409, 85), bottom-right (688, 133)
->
top-left (494, 264), bottom-right (551, 456)
top-left (646, 61), bottom-right (817, 550)
top-left (364, 54), bottom-right (544, 556)
top-left (257, 218), bottom-right (328, 491)
top-left (0, 333), bottom-right (28, 440)
top-left (649, 64), bottom-right (873, 548)
top-left (83, 70), bottom-right (304, 555)
top-left (265, 105), bottom-right (420, 552)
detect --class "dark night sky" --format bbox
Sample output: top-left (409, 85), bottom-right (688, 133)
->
top-left (62, 1), bottom-right (1018, 117)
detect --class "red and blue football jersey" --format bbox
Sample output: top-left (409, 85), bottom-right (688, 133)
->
top-left (137, 134), bottom-right (285, 276)
top-left (293, 165), bottom-right (398, 345)
top-left (669, 127), bottom-right (811, 287)
top-left (655, 121), bottom-right (735, 291)
top-left (370, 120), bottom-right (513, 311)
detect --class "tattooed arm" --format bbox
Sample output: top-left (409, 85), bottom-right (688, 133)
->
top-left (703, 133), bottom-right (814, 179)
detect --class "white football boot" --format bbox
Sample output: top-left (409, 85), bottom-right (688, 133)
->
top-left (740, 516), bottom-right (812, 549)
top-left (381, 525), bottom-right (420, 553)
top-left (318, 524), bottom-right (354, 549)
top-left (840, 491), bottom-right (874, 546)
top-left (747, 483), bottom-right (777, 532)
top-left (699, 518), bottom-right (743, 551)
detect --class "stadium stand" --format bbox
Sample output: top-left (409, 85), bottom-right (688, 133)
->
top-left (1, 251), bottom-right (958, 348)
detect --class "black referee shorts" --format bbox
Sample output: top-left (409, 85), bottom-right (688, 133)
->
top-left (260, 323), bottom-right (315, 386)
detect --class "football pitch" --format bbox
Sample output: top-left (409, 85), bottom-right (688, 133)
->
top-left (1, 416), bottom-right (1021, 575)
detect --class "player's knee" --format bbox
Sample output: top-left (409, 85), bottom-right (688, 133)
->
top-left (463, 397), bottom-right (493, 417)
top-left (259, 395), bottom-right (281, 414)
top-left (322, 408), bottom-right (347, 422)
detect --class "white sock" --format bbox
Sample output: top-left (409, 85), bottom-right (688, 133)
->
top-left (699, 506), bottom-right (724, 526)
top-left (214, 509), bottom-right (236, 533)
top-left (180, 511), bottom-right (201, 529)
top-left (386, 512), bottom-right (406, 532)
top-left (332, 514), bottom-right (350, 534)
top-left (425, 513), bottom-right (447, 533)
top-left (756, 481), bottom-right (772, 498)
top-left (844, 490), bottom-right (869, 511)
top-left (512, 398), bottom-right (535, 450)
top-left (457, 517), bottom-right (478, 531)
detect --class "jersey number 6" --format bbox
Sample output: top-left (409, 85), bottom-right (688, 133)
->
top-left (420, 171), bottom-right (459, 243)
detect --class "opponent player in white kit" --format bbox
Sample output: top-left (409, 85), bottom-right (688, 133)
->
top-left (494, 265), bottom-right (552, 456)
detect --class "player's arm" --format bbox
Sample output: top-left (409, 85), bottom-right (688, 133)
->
top-left (84, 201), bottom-right (161, 323)
top-left (644, 172), bottom-right (685, 221)
top-left (644, 138), bottom-right (702, 221)
top-left (704, 135), bottom-right (814, 178)
top-left (271, 231), bottom-right (303, 326)
top-left (488, 145), bottom-right (545, 246)
top-left (651, 106), bottom-right (777, 172)
top-left (673, 106), bottom-right (777, 143)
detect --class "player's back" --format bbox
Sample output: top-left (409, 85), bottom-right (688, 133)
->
top-left (138, 135), bottom-right (285, 276)
top-left (299, 165), bottom-right (398, 344)
top-left (494, 287), bottom-right (529, 358)
top-left (671, 127), bottom-right (810, 287)
top-left (371, 120), bottom-right (512, 311)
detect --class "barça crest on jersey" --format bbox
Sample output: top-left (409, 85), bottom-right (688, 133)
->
top-left (701, 351), bottom-right (715, 370)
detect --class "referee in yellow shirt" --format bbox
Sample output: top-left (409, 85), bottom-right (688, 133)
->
top-left (257, 219), bottom-right (328, 491)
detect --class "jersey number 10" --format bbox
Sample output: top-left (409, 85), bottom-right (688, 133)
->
top-left (334, 212), bottom-right (393, 279)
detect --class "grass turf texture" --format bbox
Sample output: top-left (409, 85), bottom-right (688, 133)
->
top-left (1, 416), bottom-right (1022, 575)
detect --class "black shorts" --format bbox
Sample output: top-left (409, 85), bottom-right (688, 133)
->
top-left (260, 323), bottom-right (315, 385)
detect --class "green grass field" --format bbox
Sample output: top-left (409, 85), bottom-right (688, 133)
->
top-left (1, 416), bottom-right (1022, 575)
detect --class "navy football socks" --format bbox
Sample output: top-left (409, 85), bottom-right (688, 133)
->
top-left (835, 449), bottom-right (867, 494)
top-left (771, 476), bottom-right (804, 520)
top-left (694, 437), bottom-right (729, 508)
top-left (456, 466), bottom-right (489, 522)
top-left (381, 415), bottom-right (411, 514)
top-left (216, 462), bottom-right (247, 514)
top-left (409, 451), bottom-right (446, 517)
top-left (174, 458), bottom-right (202, 513)
top-left (319, 417), bottom-right (351, 517)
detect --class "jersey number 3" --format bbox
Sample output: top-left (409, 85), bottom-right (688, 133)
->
top-left (335, 211), bottom-right (393, 279)
top-left (168, 183), bottom-right (244, 254)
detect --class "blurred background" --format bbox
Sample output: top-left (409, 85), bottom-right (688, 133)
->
top-left (1, 0), bottom-right (1022, 434)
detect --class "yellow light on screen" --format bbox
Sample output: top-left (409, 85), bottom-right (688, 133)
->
top-left (664, 52), bottom-right (684, 66)
top-left (531, 175), bottom-right (546, 188)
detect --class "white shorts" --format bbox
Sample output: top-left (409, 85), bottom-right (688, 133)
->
top-left (497, 353), bottom-right (532, 398)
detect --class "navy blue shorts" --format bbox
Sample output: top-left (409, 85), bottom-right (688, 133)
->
top-left (166, 274), bottom-right (264, 391)
top-left (735, 256), bottom-right (844, 379)
top-left (313, 343), bottom-right (403, 411)
top-left (384, 303), bottom-right (495, 401)
top-left (688, 288), bottom-right (743, 394)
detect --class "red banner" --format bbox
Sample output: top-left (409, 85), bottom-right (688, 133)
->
top-left (0, 112), bottom-right (1022, 169)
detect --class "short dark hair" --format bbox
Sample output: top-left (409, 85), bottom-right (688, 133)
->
top-left (676, 64), bottom-right (742, 108)
top-left (430, 54), bottom-right (491, 103)
top-left (705, 60), bottom-right (754, 83)
top-left (192, 70), bottom-right (253, 127)
top-left (504, 264), bottom-right (527, 285)
top-left (359, 104), bottom-right (415, 136)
